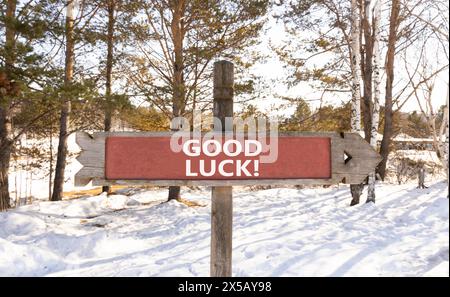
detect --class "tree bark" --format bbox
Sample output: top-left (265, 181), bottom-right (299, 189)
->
top-left (168, 0), bottom-right (186, 200)
top-left (378, 0), bottom-right (400, 180)
top-left (367, 0), bottom-right (381, 204)
top-left (418, 167), bottom-right (426, 189)
top-left (350, 0), bottom-right (362, 134)
top-left (349, 0), bottom-right (364, 206)
top-left (0, 0), bottom-right (17, 211)
top-left (103, 0), bottom-right (116, 194)
top-left (210, 60), bottom-right (234, 277)
top-left (52, 0), bottom-right (75, 201)
top-left (0, 124), bottom-right (12, 211)
top-left (444, 86), bottom-right (449, 187)
top-left (48, 126), bottom-right (53, 200)
top-left (361, 0), bottom-right (373, 143)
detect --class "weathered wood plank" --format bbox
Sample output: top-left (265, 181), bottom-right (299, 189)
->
top-left (211, 186), bottom-right (233, 277)
top-left (75, 131), bottom-right (381, 186)
top-left (211, 60), bottom-right (234, 277)
top-left (92, 178), bottom-right (338, 186)
top-left (74, 132), bottom-right (105, 186)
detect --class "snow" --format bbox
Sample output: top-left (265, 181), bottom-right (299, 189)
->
top-left (357, 131), bottom-right (436, 143)
top-left (393, 133), bottom-right (435, 143)
top-left (0, 181), bottom-right (448, 276)
top-left (9, 133), bottom-right (90, 201)
top-left (393, 149), bottom-right (441, 163)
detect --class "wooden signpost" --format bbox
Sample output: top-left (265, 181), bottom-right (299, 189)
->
top-left (75, 60), bottom-right (381, 277)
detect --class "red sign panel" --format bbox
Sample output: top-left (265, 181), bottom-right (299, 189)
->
top-left (105, 136), bottom-right (331, 180)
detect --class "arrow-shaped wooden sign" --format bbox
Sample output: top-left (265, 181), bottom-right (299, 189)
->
top-left (74, 61), bottom-right (383, 278)
top-left (74, 131), bottom-right (381, 187)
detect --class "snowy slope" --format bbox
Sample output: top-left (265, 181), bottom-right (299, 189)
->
top-left (0, 182), bottom-right (448, 277)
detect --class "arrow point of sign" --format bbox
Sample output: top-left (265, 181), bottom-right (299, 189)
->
top-left (335, 133), bottom-right (382, 184)
top-left (74, 132), bottom-right (105, 187)
top-left (344, 151), bottom-right (352, 164)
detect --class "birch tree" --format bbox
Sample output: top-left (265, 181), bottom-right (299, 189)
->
top-left (366, 0), bottom-right (381, 203)
top-left (350, 0), bottom-right (362, 134)
top-left (349, 0), bottom-right (364, 206)
top-left (275, 0), bottom-right (382, 205)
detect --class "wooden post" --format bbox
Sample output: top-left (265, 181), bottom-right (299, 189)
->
top-left (211, 60), bottom-right (234, 277)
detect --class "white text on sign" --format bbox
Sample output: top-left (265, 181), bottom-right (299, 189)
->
top-left (182, 139), bottom-right (262, 177)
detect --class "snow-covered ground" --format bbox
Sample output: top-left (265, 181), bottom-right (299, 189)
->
top-left (0, 181), bottom-right (448, 277)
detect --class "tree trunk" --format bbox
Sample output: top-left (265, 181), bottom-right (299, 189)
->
top-left (48, 127), bottom-right (53, 200)
top-left (418, 167), bottom-right (426, 189)
top-left (168, 0), bottom-right (186, 201)
top-left (378, 0), bottom-right (400, 180)
top-left (0, 0), bottom-right (17, 211)
top-left (0, 127), bottom-right (12, 211)
top-left (349, 0), bottom-right (364, 206)
top-left (350, 184), bottom-right (363, 206)
top-left (52, 0), bottom-right (75, 201)
top-left (102, 0), bottom-right (116, 194)
top-left (444, 86), bottom-right (449, 187)
top-left (361, 0), bottom-right (373, 143)
top-left (366, 0), bottom-right (381, 204)
top-left (436, 86), bottom-right (449, 190)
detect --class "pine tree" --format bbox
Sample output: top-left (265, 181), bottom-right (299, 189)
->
top-left (0, 1), bottom-right (16, 209)
top-left (127, 0), bottom-right (269, 200)
top-left (101, 0), bottom-right (116, 194)
top-left (52, 0), bottom-right (75, 201)
top-left (51, 0), bottom-right (105, 201)
top-left (1, 0), bottom-right (63, 210)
